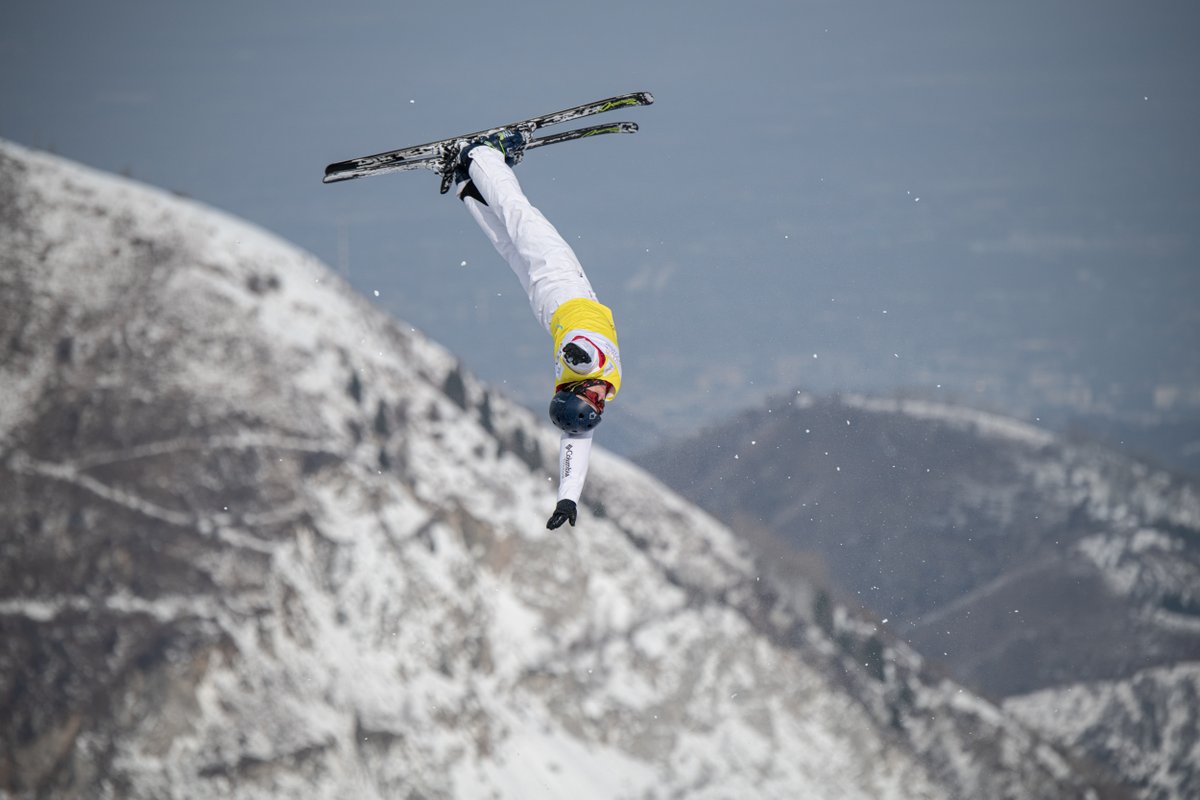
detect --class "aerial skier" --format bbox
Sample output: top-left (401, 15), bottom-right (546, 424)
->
top-left (323, 93), bottom-right (650, 530)
top-left (452, 132), bottom-right (622, 530)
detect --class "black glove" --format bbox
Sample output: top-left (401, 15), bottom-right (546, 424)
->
top-left (562, 342), bottom-right (592, 368)
top-left (546, 499), bottom-right (577, 530)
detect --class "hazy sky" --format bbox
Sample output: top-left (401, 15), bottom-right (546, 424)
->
top-left (3, 0), bottom-right (1198, 451)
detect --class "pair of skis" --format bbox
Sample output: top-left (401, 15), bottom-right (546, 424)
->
top-left (322, 91), bottom-right (653, 193)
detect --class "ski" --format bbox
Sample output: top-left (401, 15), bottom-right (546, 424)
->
top-left (321, 121), bottom-right (642, 186)
top-left (528, 121), bottom-right (640, 151)
top-left (322, 91), bottom-right (653, 186)
top-left (435, 121), bottom-right (642, 193)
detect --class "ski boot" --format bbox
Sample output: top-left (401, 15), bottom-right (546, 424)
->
top-left (444, 127), bottom-right (531, 196)
top-left (464, 128), bottom-right (530, 167)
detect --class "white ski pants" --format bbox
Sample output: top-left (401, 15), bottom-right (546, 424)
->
top-left (461, 147), bottom-right (597, 331)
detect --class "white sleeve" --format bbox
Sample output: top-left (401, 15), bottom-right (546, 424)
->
top-left (557, 431), bottom-right (594, 503)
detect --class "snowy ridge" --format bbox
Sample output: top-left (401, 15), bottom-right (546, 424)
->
top-left (841, 392), bottom-right (1057, 448)
top-left (1006, 664), bottom-right (1200, 800)
top-left (0, 140), bottom-right (1114, 799)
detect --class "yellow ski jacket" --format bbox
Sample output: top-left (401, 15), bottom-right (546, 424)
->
top-left (550, 298), bottom-right (622, 400)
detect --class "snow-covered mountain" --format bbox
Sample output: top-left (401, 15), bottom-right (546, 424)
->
top-left (638, 392), bottom-right (1200, 799)
top-left (1006, 664), bottom-right (1200, 800)
top-left (0, 140), bottom-right (1124, 799)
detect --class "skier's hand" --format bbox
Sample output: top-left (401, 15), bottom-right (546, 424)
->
top-left (546, 499), bottom-right (577, 530)
top-left (562, 342), bottom-right (592, 368)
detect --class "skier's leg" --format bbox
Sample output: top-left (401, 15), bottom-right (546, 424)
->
top-left (461, 195), bottom-right (524, 284)
top-left (466, 147), bottom-right (596, 331)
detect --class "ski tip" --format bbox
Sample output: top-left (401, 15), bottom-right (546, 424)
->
top-left (322, 167), bottom-right (354, 184)
top-left (641, 91), bottom-right (655, 105)
top-left (323, 164), bottom-right (353, 183)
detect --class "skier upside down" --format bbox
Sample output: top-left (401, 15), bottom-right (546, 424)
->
top-left (452, 131), bottom-right (622, 530)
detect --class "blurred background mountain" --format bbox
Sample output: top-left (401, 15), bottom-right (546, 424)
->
top-left (639, 392), bottom-right (1200, 697)
top-left (638, 390), bottom-right (1200, 797)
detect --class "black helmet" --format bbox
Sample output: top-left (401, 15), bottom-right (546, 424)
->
top-left (549, 389), bottom-right (603, 434)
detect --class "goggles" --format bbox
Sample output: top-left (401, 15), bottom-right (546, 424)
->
top-left (567, 379), bottom-right (608, 413)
